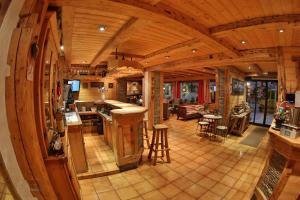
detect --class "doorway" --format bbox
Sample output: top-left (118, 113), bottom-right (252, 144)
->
top-left (246, 80), bottom-right (278, 126)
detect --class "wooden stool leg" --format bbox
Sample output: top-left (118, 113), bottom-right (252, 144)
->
top-left (144, 121), bottom-right (150, 148)
top-left (161, 130), bottom-right (164, 158)
top-left (148, 129), bottom-right (155, 159)
top-left (153, 130), bottom-right (160, 165)
top-left (164, 129), bottom-right (171, 163)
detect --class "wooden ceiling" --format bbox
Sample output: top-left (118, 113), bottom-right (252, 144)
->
top-left (51, 0), bottom-right (300, 79)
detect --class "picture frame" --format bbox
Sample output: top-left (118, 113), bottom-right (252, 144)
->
top-left (232, 79), bottom-right (244, 95)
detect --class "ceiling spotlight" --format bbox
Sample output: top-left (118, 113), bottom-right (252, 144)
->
top-left (82, 61), bottom-right (87, 64)
top-left (241, 40), bottom-right (246, 44)
top-left (279, 29), bottom-right (284, 33)
top-left (263, 72), bottom-right (268, 75)
top-left (165, 56), bottom-right (170, 59)
top-left (248, 65), bottom-right (252, 70)
top-left (60, 45), bottom-right (64, 50)
top-left (192, 49), bottom-right (197, 53)
top-left (99, 25), bottom-right (106, 32)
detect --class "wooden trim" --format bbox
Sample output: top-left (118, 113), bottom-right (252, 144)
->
top-left (210, 14), bottom-right (300, 35)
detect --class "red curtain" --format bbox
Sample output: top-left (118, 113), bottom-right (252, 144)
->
top-left (176, 81), bottom-right (181, 99)
top-left (172, 82), bottom-right (177, 100)
top-left (198, 80), bottom-right (204, 104)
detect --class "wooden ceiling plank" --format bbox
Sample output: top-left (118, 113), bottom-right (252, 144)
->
top-left (210, 14), bottom-right (300, 35)
top-left (62, 6), bottom-right (74, 66)
top-left (107, 0), bottom-right (240, 58)
top-left (90, 17), bottom-right (149, 66)
top-left (110, 52), bottom-right (145, 59)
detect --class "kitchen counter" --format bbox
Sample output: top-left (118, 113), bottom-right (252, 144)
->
top-left (65, 112), bottom-right (82, 126)
top-left (268, 126), bottom-right (300, 148)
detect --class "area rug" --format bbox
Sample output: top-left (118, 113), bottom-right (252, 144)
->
top-left (239, 126), bottom-right (268, 148)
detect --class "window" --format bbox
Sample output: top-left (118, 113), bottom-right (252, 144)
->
top-left (209, 80), bottom-right (216, 103)
top-left (163, 83), bottom-right (172, 100)
top-left (180, 81), bottom-right (198, 103)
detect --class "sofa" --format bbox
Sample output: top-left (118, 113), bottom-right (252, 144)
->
top-left (177, 104), bottom-right (204, 120)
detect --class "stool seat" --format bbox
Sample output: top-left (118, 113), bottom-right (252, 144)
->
top-left (198, 121), bottom-right (209, 125)
top-left (216, 125), bottom-right (227, 130)
top-left (153, 124), bottom-right (168, 129)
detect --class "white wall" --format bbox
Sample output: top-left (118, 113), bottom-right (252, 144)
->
top-left (0, 0), bottom-right (35, 199)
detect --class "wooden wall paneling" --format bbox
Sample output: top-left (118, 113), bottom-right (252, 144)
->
top-left (14, 26), bottom-right (57, 199)
top-left (34, 15), bottom-right (51, 159)
top-left (5, 28), bottom-right (38, 195)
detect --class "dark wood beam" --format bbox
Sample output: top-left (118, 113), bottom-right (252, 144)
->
top-left (110, 52), bottom-right (145, 59)
top-left (210, 14), bottom-right (300, 35)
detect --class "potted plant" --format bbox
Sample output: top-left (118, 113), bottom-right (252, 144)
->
top-left (274, 112), bottom-right (286, 128)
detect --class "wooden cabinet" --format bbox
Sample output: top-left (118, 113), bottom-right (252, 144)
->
top-left (45, 130), bottom-right (80, 200)
top-left (68, 123), bottom-right (88, 173)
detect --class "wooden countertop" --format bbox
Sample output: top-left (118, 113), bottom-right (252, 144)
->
top-left (268, 126), bottom-right (300, 148)
top-left (65, 111), bottom-right (82, 126)
top-left (104, 100), bottom-right (147, 115)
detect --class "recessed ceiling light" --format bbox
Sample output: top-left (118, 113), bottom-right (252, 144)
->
top-left (241, 40), bottom-right (246, 44)
top-left (165, 56), bottom-right (170, 59)
top-left (82, 61), bottom-right (86, 64)
top-left (248, 65), bottom-right (252, 70)
top-left (99, 25), bottom-right (106, 32)
top-left (263, 72), bottom-right (268, 75)
top-left (60, 45), bottom-right (64, 50)
top-left (45, 60), bottom-right (49, 64)
top-left (279, 29), bottom-right (284, 33)
top-left (192, 49), bottom-right (197, 53)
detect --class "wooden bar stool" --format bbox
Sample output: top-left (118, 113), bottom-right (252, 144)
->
top-left (148, 124), bottom-right (171, 165)
top-left (143, 119), bottom-right (150, 148)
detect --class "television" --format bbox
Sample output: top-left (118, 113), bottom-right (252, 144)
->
top-left (286, 93), bottom-right (295, 103)
top-left (68, 80), bottom-right (80, 92)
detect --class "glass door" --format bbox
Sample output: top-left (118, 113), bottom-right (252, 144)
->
top-left (246, 80), bottom-right (278, 126)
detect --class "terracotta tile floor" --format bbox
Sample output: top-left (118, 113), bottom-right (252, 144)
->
top-left (78, 133), bottom-right (119, 179)
top-left (80, 116), bottom-right (270, 199)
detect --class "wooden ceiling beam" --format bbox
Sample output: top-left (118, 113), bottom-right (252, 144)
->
top-left (145, 38), bottom-right (201, 59)
top-left (110, 52), bottom-right (145, 59)
top-left (90, 17), bottom-right (149, 66)
top-left (62, 6), bottom-right (74, 66)
top-left (147, 51), bottom-right (277, 72)
top-left (210, 14), bottom-right (300, 35)
top-left (164, 75), bottom-right (215, 82)
top-left (250, 63), bottom-right (263, 74)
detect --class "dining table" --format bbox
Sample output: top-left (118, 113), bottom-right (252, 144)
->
top-left (203, 114), bottom-right (223, 138)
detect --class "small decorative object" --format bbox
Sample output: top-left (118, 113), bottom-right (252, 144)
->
top-left (31, 42), bottom-right (39, 59)
top-left (48, 131), bottom-right (64, 155)
top-left (274, 112), bottom-right (286, 128)
top-left (204, 103), bottom-right (209, 112)
top-left (99, 86), bottom-right (108, 101)
top-left (109, 83), bottom-right (114, 88)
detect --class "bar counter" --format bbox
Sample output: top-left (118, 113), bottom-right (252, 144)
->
top-left (77, 100), bottom-right (147, 171)
top-left (252, 124), bottom-right (300, 200)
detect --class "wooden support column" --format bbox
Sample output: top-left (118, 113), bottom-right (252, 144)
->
top-left (144, 71), bottom-right (163, 129)
top-left (277, 47), bottom-right (300, 101)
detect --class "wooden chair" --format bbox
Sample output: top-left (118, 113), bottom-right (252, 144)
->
top-left (148, 124), bottom-right (171, 165)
